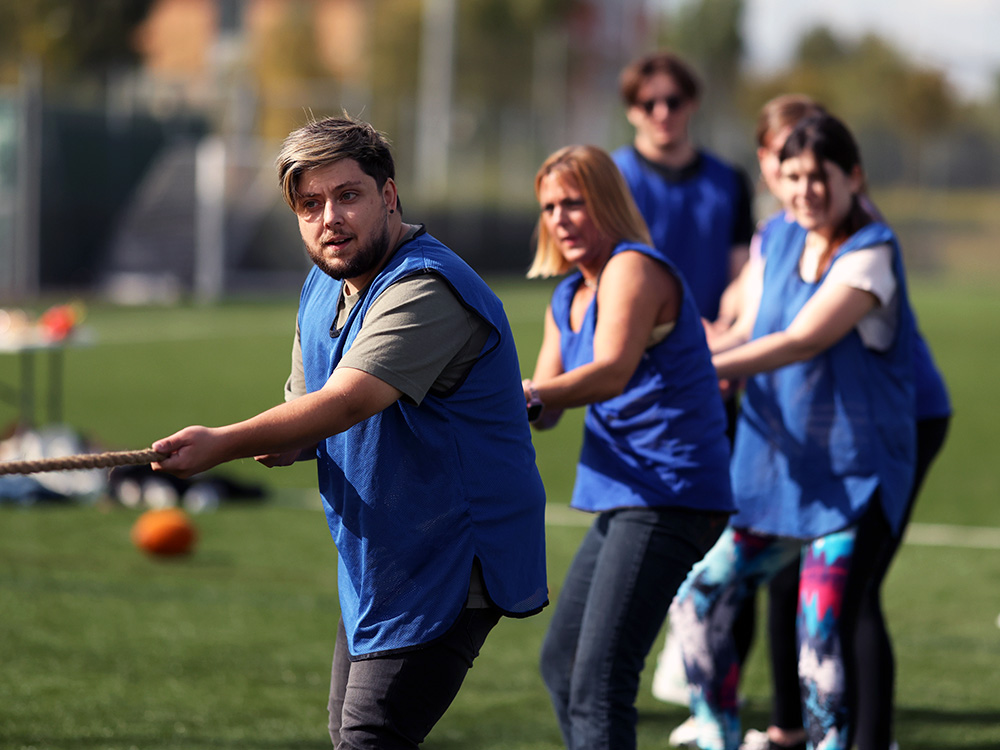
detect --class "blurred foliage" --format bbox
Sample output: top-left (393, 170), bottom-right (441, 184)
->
top-left (365, 0), bottom-right (573, 149)
top-left (733, 24), bottom-right (1000, 183)
top-left (656, 0), bottom-right (745, 142)
top-left (367, 0), bottom-right (423, 134)
top-left (251, 4), bottom-right (327, 84)
top-left (659, 0), bottom-right (743, 95)
top-left (0, 0), bottom-right (155, 83)
top-left (249, 1), bottom-right (330, 140)
top-left (0, 0), bottom-right (996, 192)
top-left (739, 28), bottom-right (957, 139)
top-left (453, 0), bottom-right (572, 102)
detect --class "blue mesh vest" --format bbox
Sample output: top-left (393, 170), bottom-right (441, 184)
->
top-left (730, 221), bottom-right (916, 539)
top-left (758, 212), bottom-right (948, 422)
top-left (298, 230), bottom-right (548, 657)
top-left (913, 332), bottom-right (950, 420)
top-left (553, 241), bottom-right (734, 514)
top-left (613, 146), bottom-right (745, 320)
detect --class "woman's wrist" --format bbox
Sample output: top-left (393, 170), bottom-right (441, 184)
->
top-left (523, 379), bottom-right (544, 423)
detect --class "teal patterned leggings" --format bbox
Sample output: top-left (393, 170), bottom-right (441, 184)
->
top-left (672, 501), bottom-right (888, 750)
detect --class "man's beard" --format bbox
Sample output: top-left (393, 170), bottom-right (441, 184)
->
top-left (308, 216), bottom-right (391, 282)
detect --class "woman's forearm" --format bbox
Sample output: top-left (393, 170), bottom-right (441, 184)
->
top-left (712, 330), bottom-right (824, 381)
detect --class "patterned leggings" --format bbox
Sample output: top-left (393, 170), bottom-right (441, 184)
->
top-left (672, 501), bottom-right (888, 750)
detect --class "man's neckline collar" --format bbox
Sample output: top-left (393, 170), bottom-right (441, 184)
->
top-left (631, 146), bottom-right (704, 182)
top-left (342, 223), bottom-right (426, 297)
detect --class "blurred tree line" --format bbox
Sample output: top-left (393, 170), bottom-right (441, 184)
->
top-left (1, 0), bottom-right (997, 293)
top-left (282, 0), bottom-right (1000, 188)
top-left (2, 0), bottom-right (997, 185)
top-left (736, 26), bottom-right (992, 184)
top-left (659, 0), bottom-right (1000, 185)
top-left (0, 0), bottom-right (154, 86)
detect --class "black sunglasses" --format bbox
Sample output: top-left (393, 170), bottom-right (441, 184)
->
top-left (638, 94), bottom-right (686, 115)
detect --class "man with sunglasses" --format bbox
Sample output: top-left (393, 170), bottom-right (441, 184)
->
top-left (612, 51), bottom-right (756, 727)
top-left (613, 50), bottom-right (754, 327)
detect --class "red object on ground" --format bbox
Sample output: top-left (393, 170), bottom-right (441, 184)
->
top-left (39, 304), bottom-right (77, 341)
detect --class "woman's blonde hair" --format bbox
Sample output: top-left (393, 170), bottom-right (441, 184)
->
top-left (528, 145), bottom-right (652, 278)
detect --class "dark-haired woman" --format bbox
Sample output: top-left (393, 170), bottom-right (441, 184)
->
top-left (672, 114), bottom-right (918, 750)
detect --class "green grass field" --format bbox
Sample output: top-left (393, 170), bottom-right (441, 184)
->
top-left (1, 271), bottom-right (998, 749)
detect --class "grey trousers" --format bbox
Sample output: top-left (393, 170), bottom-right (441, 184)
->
top-left (328, 607), bottom-right (502, 749)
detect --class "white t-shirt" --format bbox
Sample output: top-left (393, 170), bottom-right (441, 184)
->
top-left (739, 241), bottom-right (899, 352)
top-left (801, 242), bottom-right (898, 351)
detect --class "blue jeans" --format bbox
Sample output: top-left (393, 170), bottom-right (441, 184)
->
top-left (539, 506), bottom-right (728, 750)
top-left (328, 607), bottom-right (501, 749)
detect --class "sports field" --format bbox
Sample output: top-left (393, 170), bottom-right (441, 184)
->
top-left (1, 270), bottom-right (998, 748)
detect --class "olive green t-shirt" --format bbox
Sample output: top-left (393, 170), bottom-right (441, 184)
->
top-left (282, 256), bottom-right (494, 608)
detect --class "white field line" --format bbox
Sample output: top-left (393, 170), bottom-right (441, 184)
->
top-left (273, 493), bottom-right (1000, 551)
top-left (543, 505), bottom-right (1000, 550)
top-left (902, 522), bottom-right (1000, 550)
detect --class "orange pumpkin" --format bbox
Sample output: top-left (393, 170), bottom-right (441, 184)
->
top-left (131, 508), bottom-right (197, 556)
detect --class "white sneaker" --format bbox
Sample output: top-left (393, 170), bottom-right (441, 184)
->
top-left (668, 716), bottom-right (701, 748)
top-left (740, 729), bottom-right (771, 750)
top-left (740, 729), bottom-right (809, 750)
top-left (651, 628), bottom-right (689, 705)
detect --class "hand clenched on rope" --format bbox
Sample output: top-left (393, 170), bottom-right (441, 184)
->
top-left (152, 368), bottom-right (404, 479)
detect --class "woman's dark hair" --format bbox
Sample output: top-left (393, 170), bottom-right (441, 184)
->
top-left (780, 113), bottom-right (873, 255)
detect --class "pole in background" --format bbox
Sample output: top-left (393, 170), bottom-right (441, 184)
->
top-left (414, 0), bottom-right (456, 201)
top-left (11, 61), bottom-right (42, 300)
top-left (194, 135), bottom-right (226, 304)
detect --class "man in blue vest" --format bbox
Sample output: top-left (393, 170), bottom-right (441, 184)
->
top-left (152, 115), bottom-right (548, 749)
top-left (612, 50), bottom-right (754, 327)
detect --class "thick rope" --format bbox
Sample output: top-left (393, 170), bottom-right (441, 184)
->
top-left (0, 449), bottom-right (168, 476)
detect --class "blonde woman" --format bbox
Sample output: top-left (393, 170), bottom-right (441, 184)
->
top-left (523, 145), bottom-right (734, 750)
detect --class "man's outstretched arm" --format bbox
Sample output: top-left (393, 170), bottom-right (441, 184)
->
top-left (152, 367), bottom-right (402, 479)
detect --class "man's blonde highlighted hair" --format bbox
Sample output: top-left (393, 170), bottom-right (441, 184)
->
top-left (276, 114), bottom-right (395, 210)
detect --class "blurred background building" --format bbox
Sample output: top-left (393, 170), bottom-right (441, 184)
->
top-left (0, 0), bottom-right (998, 301)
